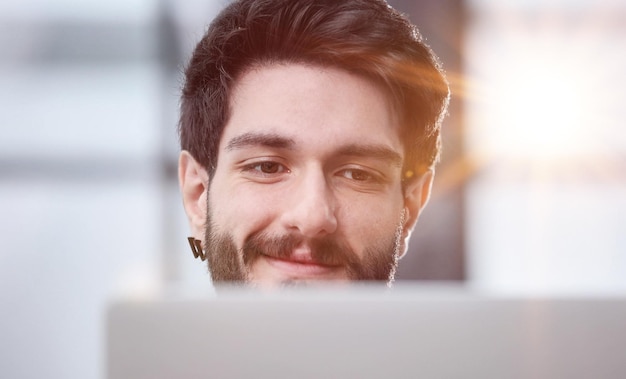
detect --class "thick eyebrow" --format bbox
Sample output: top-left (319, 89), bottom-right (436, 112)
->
top-left (225, 133), bottom-right (402, 167)
top-left (225, 132), bottom-right (295, 151)
top-left (336, 144), bottom-right (403, 168)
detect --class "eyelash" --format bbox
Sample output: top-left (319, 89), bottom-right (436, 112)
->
top-left (241, 161), bottom-right (290, 176)
top-left (339, 168), bottom-right (384, 184)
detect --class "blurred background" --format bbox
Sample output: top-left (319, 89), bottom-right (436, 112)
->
top-left (0, 0), bottom-right (624, 378)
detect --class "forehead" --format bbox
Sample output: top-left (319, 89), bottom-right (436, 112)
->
top-left (221, 63), bottom-right (403, 157)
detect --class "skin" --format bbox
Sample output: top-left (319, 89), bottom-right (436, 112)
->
top-left (179, 63), bottom-right (433, 288)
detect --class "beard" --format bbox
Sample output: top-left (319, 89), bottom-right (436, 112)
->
top-left (203, 209), bottom-right (405, 286)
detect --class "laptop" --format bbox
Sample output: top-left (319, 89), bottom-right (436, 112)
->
top-left (107, 285), bottom-right (626, 379)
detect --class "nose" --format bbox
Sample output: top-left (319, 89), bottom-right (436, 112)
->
top-left (281, 168), bottom-right (338, 238)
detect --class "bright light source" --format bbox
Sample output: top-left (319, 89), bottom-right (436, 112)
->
top-left (464, 11), bottom-right (619, 163)
top-left (492, 53), bottom-right (589, 159)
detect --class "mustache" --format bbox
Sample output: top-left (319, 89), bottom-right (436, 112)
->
top-left (241, 232), bottom-right (360, 268)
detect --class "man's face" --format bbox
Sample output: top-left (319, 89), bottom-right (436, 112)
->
top-left (189, 63), bottom-right (428, 287)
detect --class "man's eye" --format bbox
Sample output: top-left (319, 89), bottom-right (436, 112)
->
top-left (341, 169), bottom-right (376, 182)
top-left (244, 161), bottom-right (288, 175)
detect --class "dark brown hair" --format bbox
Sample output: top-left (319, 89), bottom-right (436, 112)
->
top-left (179, 0), bottom-right (449, 177)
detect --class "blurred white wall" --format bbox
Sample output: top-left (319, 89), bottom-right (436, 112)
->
top-left (465, 0), bottom-right (626, 294)
top-left (0, 1), bottom-right (218, 378)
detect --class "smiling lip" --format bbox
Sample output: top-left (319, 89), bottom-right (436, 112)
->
top-left (263, 254), bottom-right (341, 276)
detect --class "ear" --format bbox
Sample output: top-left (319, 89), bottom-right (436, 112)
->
top-left (178, 150), bottom-right (209, 240)
top-left (399, 169), bottom-right (434, 258)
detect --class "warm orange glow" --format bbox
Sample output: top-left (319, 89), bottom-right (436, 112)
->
top-left (464, 4), bottom-right (623, 164)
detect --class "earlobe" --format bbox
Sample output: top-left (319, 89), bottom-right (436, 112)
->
top-left (399, 169), bottom-right (434, 258)
top-left (178, 151), bottom-right (209, 240)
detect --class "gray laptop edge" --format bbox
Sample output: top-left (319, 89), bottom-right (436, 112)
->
top-left (107, 286), bottom-right (626, 379)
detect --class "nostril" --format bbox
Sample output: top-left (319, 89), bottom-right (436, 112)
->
top-left (290, 206), bottom-right (337, 238)
top-left (283, 196), bottom-right (337, 237)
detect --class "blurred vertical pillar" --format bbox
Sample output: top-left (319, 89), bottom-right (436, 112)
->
top-left (389, 0), bottom-right (466, 281)
top-left (157, 0), bottom-right (183, 284)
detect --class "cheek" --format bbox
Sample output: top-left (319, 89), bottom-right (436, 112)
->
top-left (338, 195), bottom-right (404, 247)
top-left (208, 184), bottom-right (278, 242)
